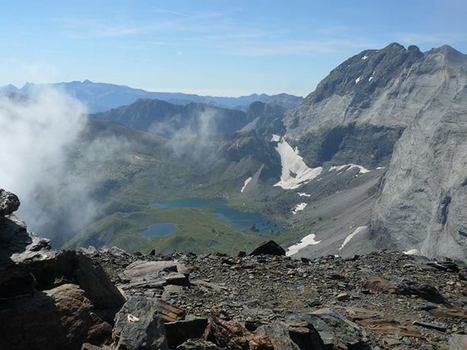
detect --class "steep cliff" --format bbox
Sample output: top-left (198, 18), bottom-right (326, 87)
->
top-left (283, 44), bottom-right (467, 260)
top-left (372, 46), bottom-right (467, 260)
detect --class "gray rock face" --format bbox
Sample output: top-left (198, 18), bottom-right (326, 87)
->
top-left (0, 189), bottom-right (124, 349)
top-left (112, 296), bottom-right (168, 350)
top-left (372, 46), bottom-right (467, 260)
top-left (255, 322), bottom-right (301, 350)
top-left (0, 283), bottom-right (112, 350)
top-left (0, 188), bottom-right (50, 263)
top-left (282, 43), bottom-right (467, 260)
top-left (290, 308), bottom-right (367, 350)
top-left (285, 43), bottom-right (428, 137)
top-left (0, 189), bottom-right (20, 216)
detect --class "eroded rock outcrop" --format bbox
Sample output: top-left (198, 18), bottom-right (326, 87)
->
top-left (0, 188), bottom-right (124, 350)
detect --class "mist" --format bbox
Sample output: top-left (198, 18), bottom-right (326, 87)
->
top-left (150, 107), bottom-right (222, 161)
top-left (0, 87), bottom-right (127, 246)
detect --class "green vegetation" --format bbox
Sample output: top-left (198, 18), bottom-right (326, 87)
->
top-left (67, 205), bottom-right (269, 255)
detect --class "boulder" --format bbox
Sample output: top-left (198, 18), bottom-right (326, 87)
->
top-left (177, 339), bottom-right (220, 350)
top-left (0, 263), bottom-right (36, 299)
top-left (0, 189), bottom-right (20, 216)
top-left (289, 308), bottom-right (368, 350)
top-left (155, 299), bottom-right (186, 322)
top-left (165, 272), bottom-right (190, 286)
top-left (0, 284), bottom-right (110, 350)
top-left (395, 281), bottom-right (446, 304)
top-left (123, 260), bottom-right (189, 283)
top-left (46, 284), bottom-right (112, 346)
top-left (249, 241), bottom-right (285, 256)
top-left (26, 250), bottom-right (125, 320)
top-left (204, 316), bottom-right (274, 349)
top-left (287, 321), bottom-right (325, 350)
top-left (0, 214), bottom-right (33, 262)
top-left (165, 317), bottom-right (208, 348)
top-left (123, 260), bottom-right (178, 281)
top-left (255, 322), bottom-right (301, 350)
top-left (112, 296), bottom-right (168, 350)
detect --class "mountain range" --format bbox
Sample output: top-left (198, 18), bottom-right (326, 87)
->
top-left (0, 80), bottom-right (302, 113)
top-left (3, 43), bottom-right (466, 261)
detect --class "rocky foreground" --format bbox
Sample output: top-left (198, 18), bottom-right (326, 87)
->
top-left (0, 189), bottom-right (466, 349)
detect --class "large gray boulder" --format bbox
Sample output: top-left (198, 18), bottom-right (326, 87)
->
top-left (0, 283), bottom-right (111, 350)
top-left (288, 308), bottom-right (368, 350)
top-left (112, 296), bottom-right (168, 350)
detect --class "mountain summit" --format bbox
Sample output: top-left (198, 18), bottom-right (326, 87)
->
top-left (280, 43), bottom-right (467, 260)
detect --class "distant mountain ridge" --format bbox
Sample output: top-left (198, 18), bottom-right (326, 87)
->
top-left (92, 98), bottom-right (254, 137)
top-left (0, 80), bottom-right (303, 113)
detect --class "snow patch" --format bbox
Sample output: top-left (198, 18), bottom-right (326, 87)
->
top-left (404, 249), bottom-right (420, 256)
top-left (297, 192), bottom-right (311, 197)
top-left (355, 76), bottom-right (361, 84)
top-left (274, 138), bottom-right (322, 190)
top-left (286, 234), bottom-right (321, 256)
top-left (368, 76), bottom-right (374, 82)
top-left (376, 166), bottom-right (385, 170)
top-left (339, 226), bottom-right (368, 251)
top-left (291, 202), bottom-right (307, 215)
top-left (362, 55), bottom-right (368, 60)
top-left (271, 134), bottom-right (281, 142)
top-left (329, 164), bottom-right (370, 174)
top-left (240, 177), bottom-right (252, 193)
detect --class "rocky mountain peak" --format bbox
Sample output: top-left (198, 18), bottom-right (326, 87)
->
top-left (304, 42), bottom-right (424, 106)
top-left (425, 44), bottom-right (467, 66)
top-left (429, 44), bottom-right (463, 55)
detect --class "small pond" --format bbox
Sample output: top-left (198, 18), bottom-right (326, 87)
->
top-left (152, 198), bottom-right (281, 233)
top-left (142, 223), bottom-right (176, 238)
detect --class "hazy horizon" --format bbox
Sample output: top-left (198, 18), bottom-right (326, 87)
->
top-left (2, 0), bottom-right (467, 96)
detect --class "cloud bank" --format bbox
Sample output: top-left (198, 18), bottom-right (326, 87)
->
top-left (0, 87), bottom-right (126, 246)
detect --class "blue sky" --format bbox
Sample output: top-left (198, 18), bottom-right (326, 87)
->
top-left (1, 0), bottom-right (466, 96)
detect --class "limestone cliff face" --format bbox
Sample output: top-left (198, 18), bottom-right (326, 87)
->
top-left (283, 44), bottom-right (467, 260)
top-left (373, 46), bottom-right (467, 260)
